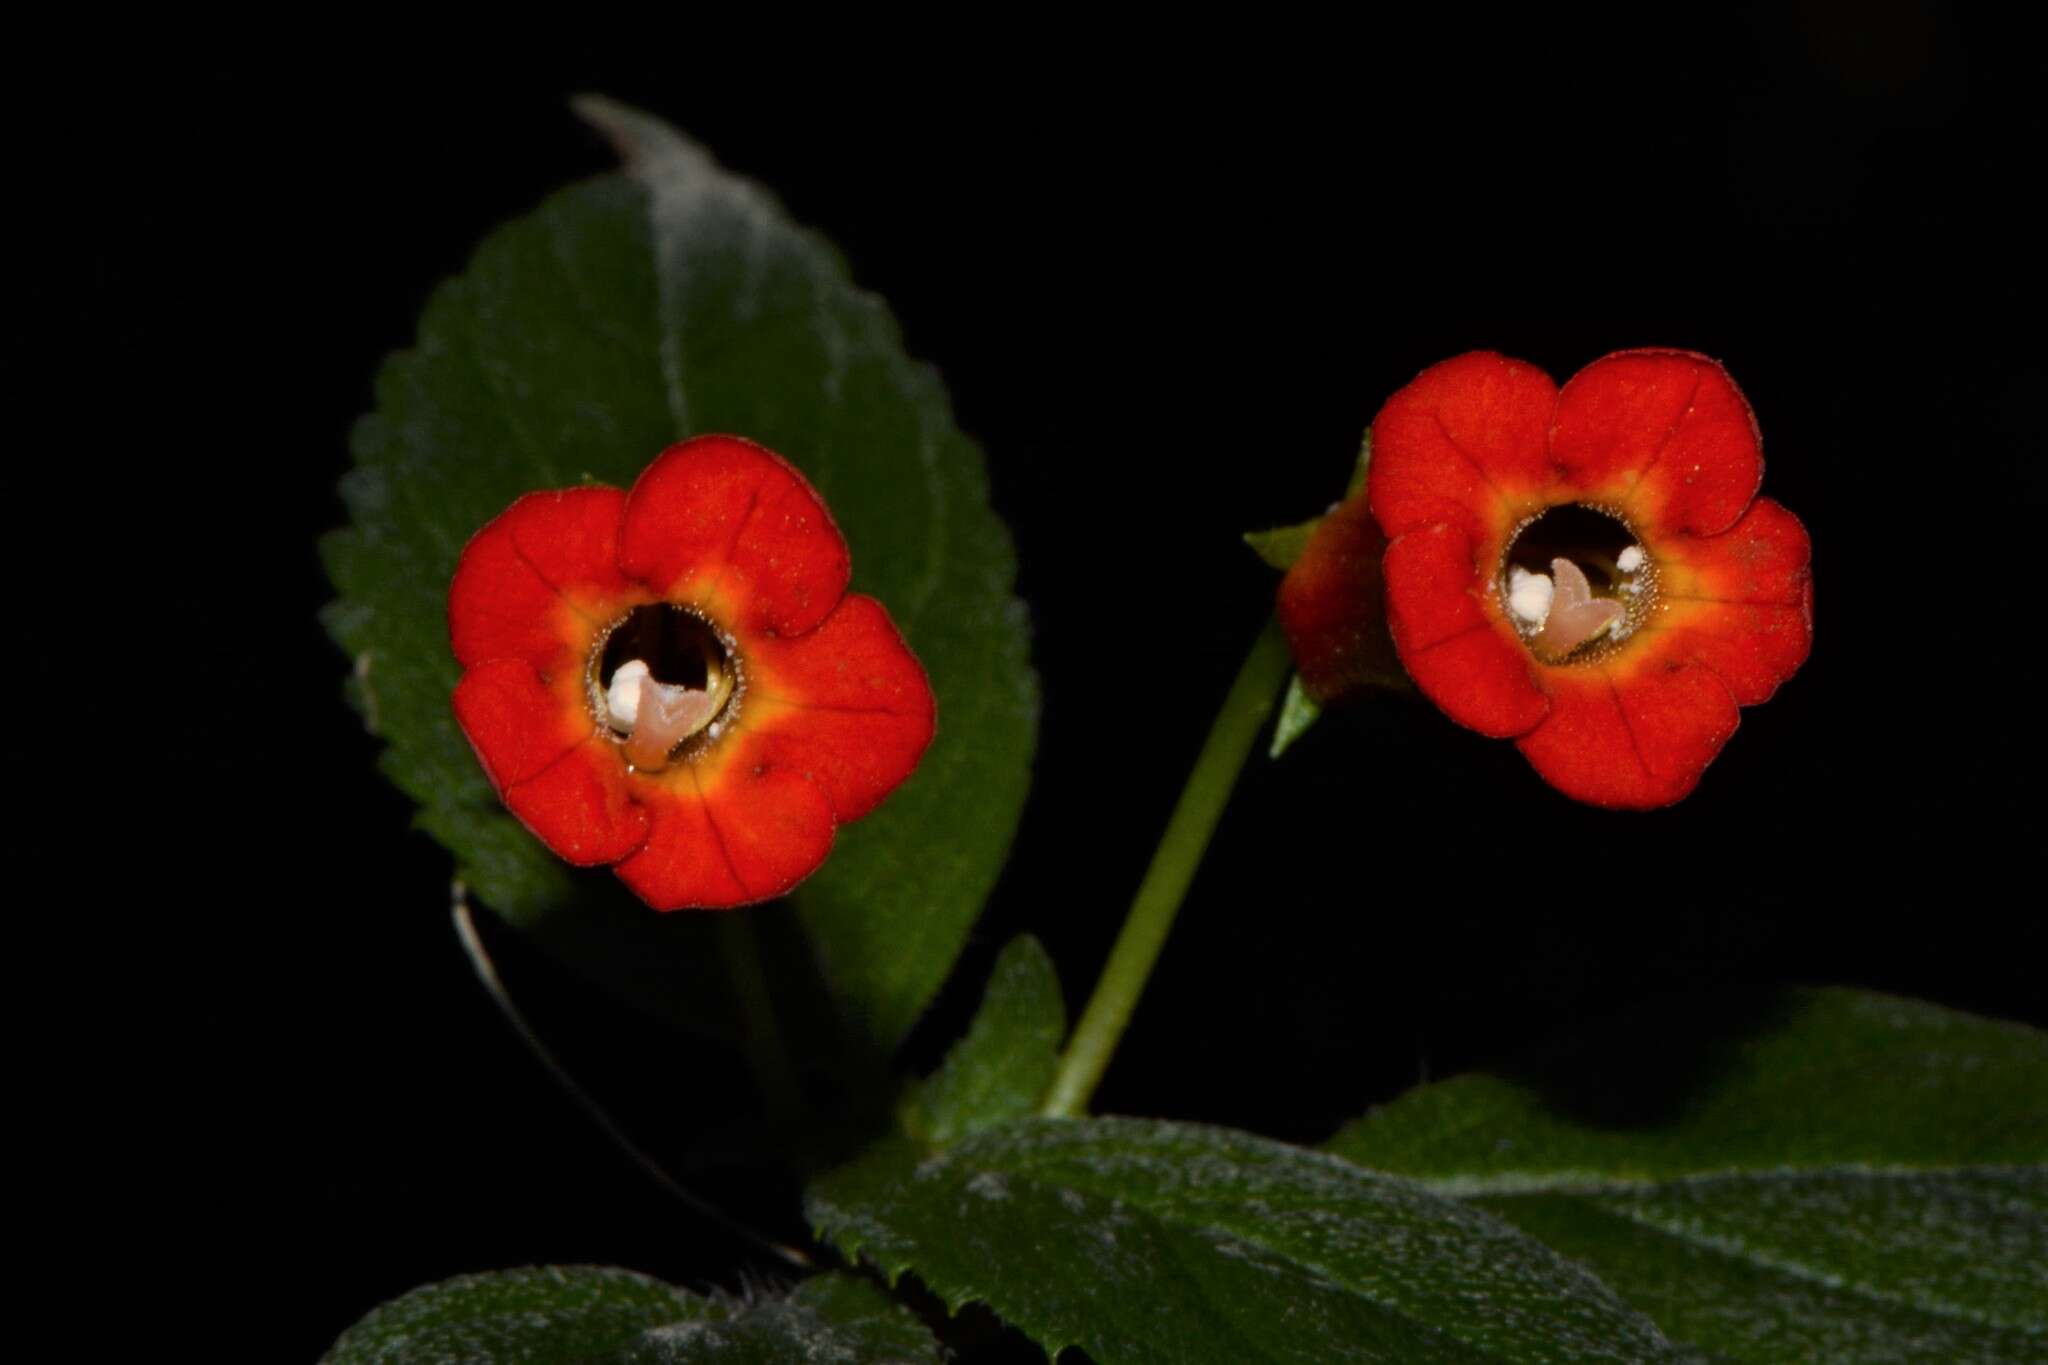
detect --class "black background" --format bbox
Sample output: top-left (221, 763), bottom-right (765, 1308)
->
top-left (22, 8), bottom-right (2045, 1359)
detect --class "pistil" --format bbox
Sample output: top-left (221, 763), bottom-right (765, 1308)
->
top-left (1529, 557), bottom-right (1626, 663)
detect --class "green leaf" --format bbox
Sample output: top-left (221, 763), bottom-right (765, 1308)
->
top-left (1327, 989), bottom-right (2048, 1363)
top-left (614, 1275), bottom-right (945, 1364)
top-left (1267, 674), bottom-right (1323, 759)
top-left (903, 935), bottom-right (1065, 1145)
top-left (320, 98), bottom-right (1035, 1057)
top-left (322, 1266), bottom-right (712, 1363)
top-left (323, 1267), bottom-right (941, 1364)
top-left (809, 1117), bottom-right (1683, 1363)
top-left (753, 1275), bottom-right (946, 1364)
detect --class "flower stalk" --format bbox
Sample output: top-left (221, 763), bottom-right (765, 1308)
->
top-left (717, 913), bottom-right (805, 1127)
top-left (1041, 616), bottom-right (1293, 1119)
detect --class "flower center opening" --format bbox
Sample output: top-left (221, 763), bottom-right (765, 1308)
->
top-left (591, 604), bottom-right (740, 773)
top-left (1499, 504), bottom-right (1656, 664)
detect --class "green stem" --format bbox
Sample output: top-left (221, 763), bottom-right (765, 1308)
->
top-left (717, 914), bottom-right (805, 1126)
top-left (1041, 615), bottom-right (1294, 1118)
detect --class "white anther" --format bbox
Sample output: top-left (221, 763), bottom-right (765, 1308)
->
top-left (607, 659), bottom-right (651, 730)
top-left (606, 655), bottom-right (732, 772)
top-left (1616, 545), bottom-right (1646, 573)
top-left (1507, 568), bottom-right (1555, 625)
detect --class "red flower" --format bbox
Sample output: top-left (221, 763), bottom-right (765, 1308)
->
top-left (1289, 350), bottom-right (1812, 808)
top-left (448, 436), bottom-right (936, 908)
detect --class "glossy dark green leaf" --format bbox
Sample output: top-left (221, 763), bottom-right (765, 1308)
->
top-left (1327, 989), bottom-right (2048, 1364)
top-left (809, 1117), bottom-right (1682, 1363)
top-left (323, 1267), bottom-right (940, 1364)
top-left (321, 98), bottom-right (1035, 1055)
top-left (902, 935), bottom-right (1064, 1145)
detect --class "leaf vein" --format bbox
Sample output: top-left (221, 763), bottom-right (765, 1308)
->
top-left (1578, 1190), bottom-right (2034, 1333)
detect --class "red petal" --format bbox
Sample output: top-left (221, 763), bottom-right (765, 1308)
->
top-left (613, 783), bottom-right (746, 909)
top-left (743, 594), bottom-right (936, 820)
top-left (508, 487), bottom-right (637, 604)
top-left (1382, 523), bottom-right (1549, 738)
top-left (449, 512), bottom-right (575, 671)
top-left (614, 746), bottom-right (837, 910)
top-left (1644, 497), bottom-right (1813, 706)
top-left (1640, 597), bottom-right (1812, 707)
top-left (450, 488), bottom-right (635, 669)
top-left (1550, 350), bottom-right (1762, 538)
top-left (1276, 494), bottom-right (1400, 705)
top-left (1659, 495), bottom-right (1813, 608)
top-left (452, 658), bottom-right (592, 790)
top-left (617, 436), bottom-right (851, 637)
top-left (502, 736), bottom-right (650, 866)
top-left (1368, 351), bottom-right (1559, 543)
top-left (699, 751), bottom-right (839, 899)
top-left (1516, 659), bottom-right (1740, 809)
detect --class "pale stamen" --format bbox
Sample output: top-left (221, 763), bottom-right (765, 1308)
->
top-left (1507, 567), bottom-right (1555, 625)
top-left (606, 655), bottom-right (733, 773)
top-left (1531, 557), bottom-right (1626, 663)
